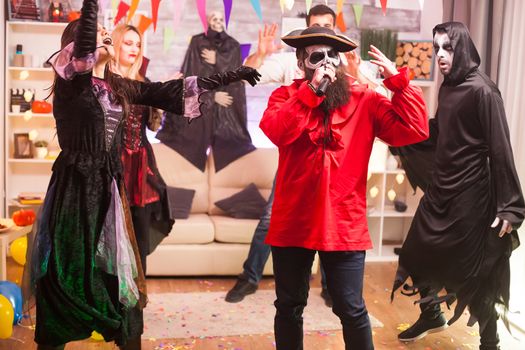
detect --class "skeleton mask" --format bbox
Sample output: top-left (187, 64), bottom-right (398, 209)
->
top-left (304, 45), bottom-right (340, 70)
top-left (207, 11), bottom-right (225, 32)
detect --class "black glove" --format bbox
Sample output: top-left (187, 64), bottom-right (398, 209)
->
top-left (73, 0), bottom-right (98, 58)
top-left (197, 66), bottom-right (261, 90)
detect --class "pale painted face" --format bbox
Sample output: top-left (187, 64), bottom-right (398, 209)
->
top-left (434, 32), bottom-right (454, 76)
top-left (208, 12), bottom-right (225, 32)
top-left (118, 30), bottom-right (141, 67)
top-left (308, 14), bottom-right (335, 30)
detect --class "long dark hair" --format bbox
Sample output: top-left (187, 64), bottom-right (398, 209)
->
top-left (50, 19), bottom-right (138, 118)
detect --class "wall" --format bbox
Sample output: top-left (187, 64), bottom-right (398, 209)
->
top-left (1, 1), bottom-right (5, 216)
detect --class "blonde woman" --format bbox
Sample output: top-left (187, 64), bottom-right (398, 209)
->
top-left (111, 24), bottom-right (169, 274)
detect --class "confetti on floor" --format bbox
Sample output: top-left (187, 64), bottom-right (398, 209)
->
top-left (143, 288), bottom-right (383, 339)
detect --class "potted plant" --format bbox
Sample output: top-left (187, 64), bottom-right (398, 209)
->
top-left (34, 140), bottom-right (49, 159)
top-left (359, 29), bottom-right (398, 79)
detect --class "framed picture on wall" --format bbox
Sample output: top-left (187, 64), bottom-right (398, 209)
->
top-left (395, 40), bottom-right (435, 81)
top-left (14, 133), bottom-right (33, 158)
top-left (8, 0), bottom-right (42, 21)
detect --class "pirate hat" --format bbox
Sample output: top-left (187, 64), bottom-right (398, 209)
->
top-left (282, 26), bottom-right (357, 52)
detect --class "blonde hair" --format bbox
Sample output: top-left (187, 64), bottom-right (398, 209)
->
top-left (110, 24), bottom-right (145, 81)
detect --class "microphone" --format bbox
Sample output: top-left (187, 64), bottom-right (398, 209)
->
top-left (315, 76), bottom-right (331, 97)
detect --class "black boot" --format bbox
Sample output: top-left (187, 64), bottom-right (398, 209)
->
top-left (225, 277), bottom-right (258, 303)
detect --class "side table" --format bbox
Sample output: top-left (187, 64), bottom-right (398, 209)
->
top-left (0, 221), bottom-right (33, 280)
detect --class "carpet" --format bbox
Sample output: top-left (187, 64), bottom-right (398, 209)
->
top-left (143, 288), bottom-right (383, 339)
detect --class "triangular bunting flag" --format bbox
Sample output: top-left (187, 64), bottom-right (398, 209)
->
top-left (223, 0), bottom-right (232, 29)
top-left (197, 0), bottom-right (208, 33)
top-left (126, 0), bottom-right (140, 23)
top-left (250, 0), bottom-right (263, 21)
top-left (336, 0), bottom-right (344, 14)
top-left (352, 4), bottom-right (363, 27)
top-left (240, 43), bottom-right (252, 62)
top-left (151, 0), bottom-right (161, 31)
top-left (164, 26), bottom-right (174, 52)
top-left (305, 0), bottom-right (312, 13)
top-left (380, 0), bottom-right (388, 16)
top-left (114, 1), bottom-right (130, 25)
top-left (336, 11), bottom-right (346, 33)
top-left (137, 14), bottom-right (153, 34)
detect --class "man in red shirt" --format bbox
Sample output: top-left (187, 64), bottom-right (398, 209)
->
top-left (260, 26), bottom-right (429, 349)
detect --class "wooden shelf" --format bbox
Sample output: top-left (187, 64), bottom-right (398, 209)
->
top-left (8, 158), bottom-right (55, 164)
top-left (8, 66), bottom-right (53, 73)
top-left (8, 112), bottom-right (54, 118)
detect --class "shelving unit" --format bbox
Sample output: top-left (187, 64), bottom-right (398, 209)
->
top-left (365, 140), bottom-right (424, 261)
top-left (3, 21), bottom-right (65, 215)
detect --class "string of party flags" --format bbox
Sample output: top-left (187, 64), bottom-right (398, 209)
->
top-left (103, 0), bottom-right (425, 51)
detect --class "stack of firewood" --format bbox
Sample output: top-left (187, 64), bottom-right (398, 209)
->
top-left (395, 42), bottom-right (433, 80)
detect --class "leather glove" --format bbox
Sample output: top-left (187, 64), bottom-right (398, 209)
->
top-left (197, 66), bottom-right (261, 90)
top-left (73, 0), bottom-right (98, 58)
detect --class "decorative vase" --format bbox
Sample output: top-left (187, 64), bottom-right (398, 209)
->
top-left (35, 147), bottom-right (48, 159)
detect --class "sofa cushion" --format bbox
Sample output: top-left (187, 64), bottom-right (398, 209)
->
top-left (152, 143), bottom-right (209, 213)
top-left (209, 148), bottom-right (278, 215)
top-left (160, 214), bottom-right (215, 244)
top-left (214, 183), bottom-right (267, 219)
top-left (211, 215), bottom-right (260, 243)
top-left (166, 186), bottom-right (195, 219)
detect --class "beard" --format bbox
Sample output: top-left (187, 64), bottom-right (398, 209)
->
top-left (305, 66), bottom-right (350, 114)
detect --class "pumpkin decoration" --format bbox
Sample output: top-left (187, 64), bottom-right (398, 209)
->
top-left (31, 100), bottom-right (52, 114)
top-left (12, 209), bottom-right (36, 227)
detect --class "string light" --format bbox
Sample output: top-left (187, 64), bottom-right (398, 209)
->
top-left (369, 186), bottom-right (379, 198)
top-left (395, 173), bottom-right (405, 184)
top-left (387, 189), bottom-right (397, 201)
top-left (19, 70), bottom-right (30, 80)
top-left (23, 90), bottom-right (34, 102)
top-left (23, 110), bottom-right (32, 121)
top-left (28, 129), bottom-right (39, 141)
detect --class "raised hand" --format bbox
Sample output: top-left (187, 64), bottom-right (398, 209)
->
top-left (257, 23), bottom-right (282, 58)
top-left (368, 45), bottom-right (398, 79)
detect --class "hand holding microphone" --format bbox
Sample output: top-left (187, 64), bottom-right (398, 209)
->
top-left (310, 64), bottom-right (336, 97)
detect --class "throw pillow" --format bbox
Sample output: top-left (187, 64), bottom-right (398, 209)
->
top-left (166, 187), bottom-right (196, 219)
top-left (214, 183), bottom-right (268, 219)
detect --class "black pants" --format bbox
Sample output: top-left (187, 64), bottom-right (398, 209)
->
top-left (271, 247), bottom-right (374, 350)
top-left (130, 204), bottom-right (153, 273)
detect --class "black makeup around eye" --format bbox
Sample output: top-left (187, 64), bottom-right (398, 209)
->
top-left (309, 52), bottom-right (325, 64)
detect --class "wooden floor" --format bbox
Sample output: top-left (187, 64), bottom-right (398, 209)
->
top-left (0, 258), bottom-right (521, 350)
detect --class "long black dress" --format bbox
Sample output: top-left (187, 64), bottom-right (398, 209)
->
top-left (156, 29), bottom-right (255, 172)
top-left (25, 0), bottom-right (198, 346)
top-left (392, 22), bottom-right (525, 331)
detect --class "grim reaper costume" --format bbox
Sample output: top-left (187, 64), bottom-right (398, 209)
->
top-left (391, 22), bottom-right (524, 348)
top-left (157, 16), bottom-right (255, 172)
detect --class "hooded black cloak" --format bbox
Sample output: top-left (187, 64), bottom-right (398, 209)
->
top-left (156, 29), bottom-right (255, 172)
top-left (391, 22), bottom-right (525, 330)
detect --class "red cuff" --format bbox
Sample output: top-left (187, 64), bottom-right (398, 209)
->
top-left (383, 66), bottom-right (410, 92)
top-left (297, 80), bottom-right (325, 108)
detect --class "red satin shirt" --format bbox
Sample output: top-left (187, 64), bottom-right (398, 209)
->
top-left (260, 67), bottom-right (429, 251)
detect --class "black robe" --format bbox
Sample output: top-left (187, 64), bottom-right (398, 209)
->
top-left (156, 29), bottom-right (255, 172)
top-left (391, 22), bottom-right (525, 330)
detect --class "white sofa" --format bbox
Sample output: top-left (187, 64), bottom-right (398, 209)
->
top-left (146, 143), bottom-right (279, 276)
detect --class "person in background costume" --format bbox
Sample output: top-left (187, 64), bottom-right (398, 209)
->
top-left (391, 22), bottom-right (524, 350)
top-left (22, 1), bottom-right (260, 349)
top-left (260, 26), bottom-right (428, 350)
top-left (156, 11), bottom-right (255, 172)
top-left (110, 24), bottom-right (172, 273)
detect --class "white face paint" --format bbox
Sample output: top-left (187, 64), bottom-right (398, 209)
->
top-left (207, 11), bottom-right (225, 32)
top-left (433, 32), bottom-right (454, 76)
top-left (304, 45), bottom-right (341, 71)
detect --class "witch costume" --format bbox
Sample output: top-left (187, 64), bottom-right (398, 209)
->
top-left (22, 0), bottom-right (260, 346)
top-left (391, 22), bottom-right (524, 345)
top-left (156, 28), bottom-right (255, 172)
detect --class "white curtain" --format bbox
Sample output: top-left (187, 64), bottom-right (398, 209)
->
top-left (498, 0), bottom-right (525, 331)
